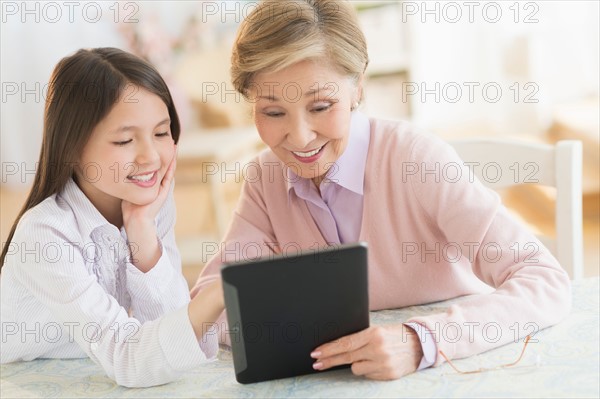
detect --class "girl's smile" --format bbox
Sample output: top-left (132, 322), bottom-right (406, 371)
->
top-left (127, 170), bottom-right (159, 187)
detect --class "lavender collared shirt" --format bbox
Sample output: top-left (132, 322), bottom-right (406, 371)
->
top-left (286, 111), bottom-right (436, 370)
top-left (286, 111), bottom-right (370, 244)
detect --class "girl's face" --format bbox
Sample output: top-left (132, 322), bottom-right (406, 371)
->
top-left (250, 59), bottom-right (362, 183)
top-left (76, 87), bottom-right (175, 219)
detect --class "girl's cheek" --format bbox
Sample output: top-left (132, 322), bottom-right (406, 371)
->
top-left (158, 145), bottom-right (174, 167)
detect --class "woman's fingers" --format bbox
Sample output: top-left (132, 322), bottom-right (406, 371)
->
top-left (350, 360), bottom-right (379, 376)
top-left (312, 327), bottom-right (371, 359)
top-left (313, 344), bottom-right (371, 371)
top-left (311, 327), bottom-right (377, 370)
top-left (312, 325), bottom-right (422, 381)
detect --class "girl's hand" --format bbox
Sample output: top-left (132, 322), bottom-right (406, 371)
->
top-left (122, 146), bottom-right (177, 272)
top-left (121, 147), bottom-right (177, 228)
top-left (310, 324), bottom-right (423, 380)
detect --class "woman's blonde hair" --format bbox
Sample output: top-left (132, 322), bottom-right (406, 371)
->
top-left (231, 0), bottom-right (369, 98)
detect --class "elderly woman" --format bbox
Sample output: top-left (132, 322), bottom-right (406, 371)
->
top-left (192, 0), bottom-right (570, 380)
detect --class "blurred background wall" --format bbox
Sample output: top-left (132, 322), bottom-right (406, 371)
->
top-left (1, 1), bottom-right (598, 283)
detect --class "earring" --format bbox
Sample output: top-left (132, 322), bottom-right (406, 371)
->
top-left (351, 101), bottom-right (359, 111)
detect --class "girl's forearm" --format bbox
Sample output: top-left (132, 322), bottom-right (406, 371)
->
top-left (188, 280), bottom-right (225, 339)
top-left (125, 221), bottom-right (161, 272)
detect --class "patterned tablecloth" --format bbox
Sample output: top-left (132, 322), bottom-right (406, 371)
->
top-left (2, 277), bottom-right (598, 398)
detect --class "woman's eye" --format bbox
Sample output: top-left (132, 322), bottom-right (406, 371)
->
top-left (312, 103), bottom-right (332, 112)
top-left (264, 111), bottom-right (284, 118)
top-left (155, 132), bottom-right (170, 137)
top-left (113, 139), bottom-right (132, 146)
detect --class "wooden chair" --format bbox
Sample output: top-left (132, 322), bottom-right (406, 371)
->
top-left (450, 139), bottom-right (583, 279)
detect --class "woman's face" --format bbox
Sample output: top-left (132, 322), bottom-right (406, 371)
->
top-left (249, 59), bottom-right (361, 183)
top-left (75, 87), bottom-right (176, 218)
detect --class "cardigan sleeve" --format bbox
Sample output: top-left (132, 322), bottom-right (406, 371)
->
top-left (404, 133), bottom-right (571, 366)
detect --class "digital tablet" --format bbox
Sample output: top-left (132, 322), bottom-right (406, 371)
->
top-left (221, 242), bottom-right (370, 384)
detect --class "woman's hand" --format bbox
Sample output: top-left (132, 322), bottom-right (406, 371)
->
top-left (122, 147), bottom-right (177, 272)
top-left (310, 324), bottom-right (423, 380)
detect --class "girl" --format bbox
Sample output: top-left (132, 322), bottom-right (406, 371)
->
top-left (192, 0), bottom-right (571, 380)
top-left (1, 48), bottom-right (224, 388)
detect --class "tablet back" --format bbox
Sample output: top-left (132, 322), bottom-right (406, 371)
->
top-left (221, 243), bottom-right (369, 384)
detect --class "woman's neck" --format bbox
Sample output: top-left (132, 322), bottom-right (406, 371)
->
top-left (312, 174), bottom-right (326, 187)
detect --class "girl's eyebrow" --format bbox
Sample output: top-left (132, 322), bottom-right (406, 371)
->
top-left (155, 118), bottom-right (171, 127)
top-left (110, 118), bottom-right (171, 134)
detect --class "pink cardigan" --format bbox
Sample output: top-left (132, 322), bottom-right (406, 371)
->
top-left (192, 118), bottom-right (571, 366)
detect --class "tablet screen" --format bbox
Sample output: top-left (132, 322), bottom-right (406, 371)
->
top-left (221, 243), bottom-right (370, 384)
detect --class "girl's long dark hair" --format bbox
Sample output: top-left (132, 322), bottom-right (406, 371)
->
top-left (0, 47), bottom-right (181, 270)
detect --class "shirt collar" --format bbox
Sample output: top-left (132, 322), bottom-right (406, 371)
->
top-left (59, 177), bottom-right (117, 239)
top-left (287, 111), bottom-right (371, 197)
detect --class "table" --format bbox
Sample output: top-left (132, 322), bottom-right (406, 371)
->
top-left (2, 277), bottom-right (598, 398)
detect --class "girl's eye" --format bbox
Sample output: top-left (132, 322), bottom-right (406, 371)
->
top-left (155, 132), bottom-right (170, 137)
top-left (113, 139), bottom-right (132, 146)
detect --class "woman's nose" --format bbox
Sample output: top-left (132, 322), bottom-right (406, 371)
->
top-left (286, 117), bottom-right (317, 149)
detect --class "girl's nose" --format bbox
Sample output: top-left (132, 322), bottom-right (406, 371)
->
top-left (135, 140), bottom-right (160, 166)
